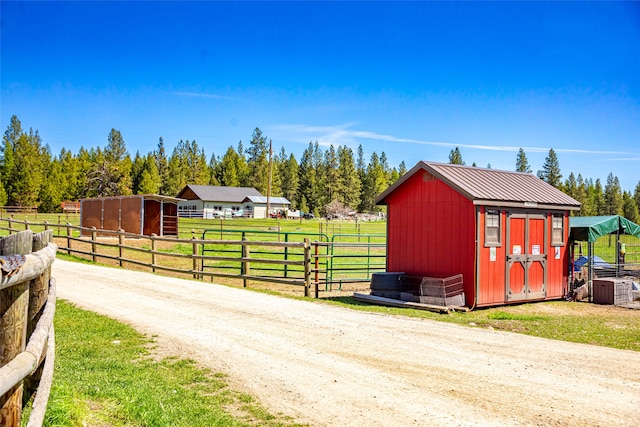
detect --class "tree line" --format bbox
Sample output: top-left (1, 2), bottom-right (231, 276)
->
top-left (0, 116), bottom-right (406, 216)
top-left (2, 114), bottom-right (639, 221)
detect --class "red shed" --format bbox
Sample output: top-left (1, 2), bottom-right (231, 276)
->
top-left (80, 194), bottom-right (183, 236)
top-left (376, 161), bottom-right (581, 308)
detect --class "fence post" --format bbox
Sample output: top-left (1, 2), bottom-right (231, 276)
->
top-left (7, 218), bottom-right (13, 235)
top-left (91, 226), bottom-right (97, 263)
top-left (43, 220), bottom-right (49, 231)
top-left (23, 230), bottom-right (53, 402)
top-left (66, 223), bottom-right (72, 255)
top-left (118, 229), bottom-right (125, 267)
top-left (0, 231), bottom-right (33, 424)
top-left (192, 236), bottom-right (198, 279)
top-left (242, 238), bottom-right (250, 288)
top-left (304, 238), bottom-right (311, 297)
top-left (24, 219), bottom-right (30, 230)
top-left (151, 233), bottom-right (157, 273)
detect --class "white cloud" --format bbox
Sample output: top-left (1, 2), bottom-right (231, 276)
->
top-left (270, 123), bottom-right (634, 156)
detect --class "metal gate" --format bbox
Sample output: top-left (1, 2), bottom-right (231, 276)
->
top-left (506, 212), bottom-right (547, 301)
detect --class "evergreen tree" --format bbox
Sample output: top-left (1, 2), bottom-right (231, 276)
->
top-left (218, 146), bottom-right (243, 187)
top-left (131, 151), bottom-right (145, 194)
top-left (622, 191), bottom-right (639, 222)
top-left (281, 153), bottom-right (299, 210)
top-left (603, 172), bottom-right (623, 215)
top-left (336, 145), bottom-right (361, 210)
top-left (154, 137), bottom-right (170, 195)
top-left (164, 139), bottom-right (208, 195)
top-left (88, 128), bottom-right (132, 196)
top-left (9, 128), bottom-right (46, 206)
top-left (593, 178), bottom-right (605, 215)
top-left (1, 115), bottom-right (21, 202)
top-left (298, 142), bottom-right (321, 213)
top-left (360, 152), bottom-right (387, 212)
top-left (245, 128), bottom-right (269, 193)
top-left (573, 174), bottom-right (587, 216)
top-left (515, 148), bottom-right (532, 173)
top-left (448, 147), bottom-right (464, 165)
top-left (564, 172), bottom-right (578, 200)
top-left (320, 145), bottom-right (339, 206)
top-left (208, 152), bottom-right (220, 186)
top-left (634, 180), bottom-right (640, 215)
top-left (537, 148), bottom-right (562, 188)
top-left (165, 147), bottom-right (187, 196)
top-left (38, 156), bottom-right (64, 212)
top-left (138, 155), bottom-right (161, 194)
top-left (398, 161), bottom-right (407, 177)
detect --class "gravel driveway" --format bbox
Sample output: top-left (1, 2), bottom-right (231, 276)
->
top-left (52, 260), bottom-right (640, 426)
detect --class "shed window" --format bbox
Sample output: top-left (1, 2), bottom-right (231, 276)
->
top-left (485, 209), bottom-right (501, 247)
top-left (552, 214), bottom-right (564, 245)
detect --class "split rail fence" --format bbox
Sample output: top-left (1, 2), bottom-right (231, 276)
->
top-left (0, 218), bottom-right (386, 299)
top-left (0, 230), bottom-right (57, 427)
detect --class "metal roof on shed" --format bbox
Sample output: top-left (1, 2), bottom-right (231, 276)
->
top-left (376, 161), bottom-right (581, 210)
top-left (176, 185), bottom-right (261, 202)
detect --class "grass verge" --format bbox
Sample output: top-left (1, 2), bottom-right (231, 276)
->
top-left (31, 300), bottom-right (303, 427)
top-left (326, 297), bottom-right (640, 351)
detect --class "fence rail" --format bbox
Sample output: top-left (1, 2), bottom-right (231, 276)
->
top-left (0, 218), bottom-right (385, 299)
top-left (0, 230), bottom-right (56, 427)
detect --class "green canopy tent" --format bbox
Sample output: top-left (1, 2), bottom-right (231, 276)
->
top-left (569, 215), bottom-right (640, 242)
top-left (569, 215), bottom-right (640, 301)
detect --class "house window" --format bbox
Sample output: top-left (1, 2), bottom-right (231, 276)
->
top-left (552, 214), bottom-right (564, 245)
top-left (485, 209), bottom-right (501, 247)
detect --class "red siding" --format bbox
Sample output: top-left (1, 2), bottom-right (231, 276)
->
top-left (477, 208), bottom-right (508, 306)
top-left (386, 171), bottom-right (476, 305)
top-left (546, 212), bottom-right (569, 298)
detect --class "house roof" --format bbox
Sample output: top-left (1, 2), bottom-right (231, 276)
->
top-left (244, 196), bottom-right (291, 205)
top-left (376, 161), bottom-right (581, 210)
top-left (176, 185), bottom-right (261, 203)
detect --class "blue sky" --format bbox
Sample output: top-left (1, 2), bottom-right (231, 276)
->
top-left (2, 1), bottom-right (639, 191)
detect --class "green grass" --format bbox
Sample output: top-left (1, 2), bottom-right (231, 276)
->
top-left (34, 300), bottom-right (304, 427)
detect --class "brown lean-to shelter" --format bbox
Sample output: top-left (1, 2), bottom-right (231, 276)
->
top-left (80, 195), bottom-right (184, 236)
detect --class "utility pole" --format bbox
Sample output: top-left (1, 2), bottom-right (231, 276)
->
top-left (266, 139), bottom-right (273, 218)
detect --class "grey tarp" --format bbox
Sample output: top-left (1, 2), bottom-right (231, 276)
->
top-left (569, 215), bottom-right (640, 242)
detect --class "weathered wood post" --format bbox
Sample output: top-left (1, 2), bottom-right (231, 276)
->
top-left (91, 227), bottom-right (97, 263)
top-left (192, 236), bottom-right (198, 279)
top-left (43, 221), bottom-right (49, 231)
top-left (66, 223), bottom-right (72, 255)
top-left (24, 220), bottom-right (29, 231)
top-left (242, 238), bottom-right (250, 288)
top-left (304, 238), bottom-right (311, 297)
top-left (23, 230), bottom-right (53, 402)
top-left (118, 229), bottom-right (125, 267)
top-left (0, 231), bottom-right (33, 424)
top-left (7, 219), bottom-right (12, 235)
top-left (151, 234), bottom-right (157, 273)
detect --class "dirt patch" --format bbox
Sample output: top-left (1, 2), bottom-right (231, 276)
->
top-left (53, 260), bottom-right (640, 426)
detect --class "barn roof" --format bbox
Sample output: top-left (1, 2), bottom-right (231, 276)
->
top-left (376, 161), bottom-right (581, 210)
top-left (80, 194), bottom-right (184, 203)
top-left (244, 196), bottom-right (291, 205)
top-left (176, 185), bottom-right (261, 202)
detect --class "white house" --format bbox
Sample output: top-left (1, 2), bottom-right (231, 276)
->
top-left (176, 185), bottom-right (291, 218)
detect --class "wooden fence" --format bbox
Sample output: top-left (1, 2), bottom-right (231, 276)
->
top-left (0, 218), bottom-right (384, 298)
top-left (0, 230), bottom-right (57, 427)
